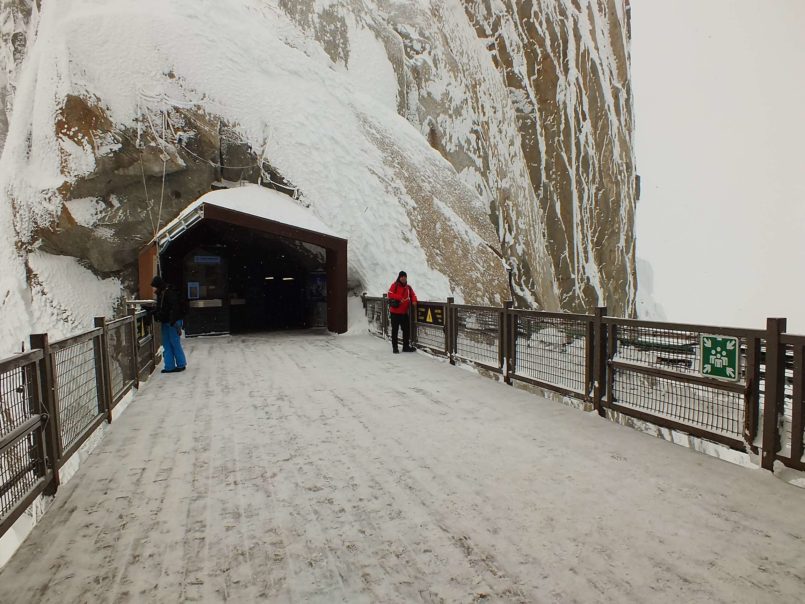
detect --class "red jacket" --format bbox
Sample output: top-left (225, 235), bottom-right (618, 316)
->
top-left (388, 281), bottom-right (417, 315)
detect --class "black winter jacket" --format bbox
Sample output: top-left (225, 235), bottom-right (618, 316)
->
top-left (154, 287), bottom-right (184, 325)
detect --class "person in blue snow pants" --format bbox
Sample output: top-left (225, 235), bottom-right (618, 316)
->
top-left (151, 275), bottom-right (187, 374)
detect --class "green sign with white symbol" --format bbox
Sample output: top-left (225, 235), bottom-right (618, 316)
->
top-left (700, 335), bottom-right (739, 381)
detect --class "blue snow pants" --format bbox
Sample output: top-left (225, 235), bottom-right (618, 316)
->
top-left (161, 321), bottom-right (187, 371)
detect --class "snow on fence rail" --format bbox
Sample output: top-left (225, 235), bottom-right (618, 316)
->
top-left (0, 309), bottom-right (161, 540)
top-left (362, 295), bottom-right (805, 474)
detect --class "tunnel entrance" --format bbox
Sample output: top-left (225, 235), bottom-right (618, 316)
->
top-left (139, 185), bottom-right (347, 335)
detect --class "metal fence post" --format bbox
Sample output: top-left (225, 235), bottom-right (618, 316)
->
top-left (128, 307), bottom-right (140, 388)
top-left (606, 319), bottom-right (618, 412)
top-left (761, 317), bottom-right (787, 471)
top-left (22, 355), bottom-right (50, 493)
top-left (382, 294), bottom-right (389, 339)
top-left (149, 314), bottom-right (158, 372)
top-left (446, 297), bottom-right (455, 364)
top-left (503, 301), bottom-right (513, 383)
top-left (410, 302), bottom-right (417, 347)
top-left (94, 317), bottom-right (114, 422)
top-left (592, 307), bottom-right (608, 417)
top-left (30, 333), bottom-right (61, 494)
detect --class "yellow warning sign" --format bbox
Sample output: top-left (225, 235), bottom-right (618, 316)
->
top-left (416, 303), bottom-right (445, 326)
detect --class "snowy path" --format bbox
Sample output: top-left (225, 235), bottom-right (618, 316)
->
top-left (1, 333), bottom-right (804, 603)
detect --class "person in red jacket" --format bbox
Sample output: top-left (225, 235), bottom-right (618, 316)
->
top-left (388, 270), bottom-right (418, 353)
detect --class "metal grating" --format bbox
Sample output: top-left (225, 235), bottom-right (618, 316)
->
top-left (455, 308), bottom-right (500, 368)
top-left (778, 338), bottom-right (804, 463)
top-left (609, 323), bottom-right (754, 441)
top-left (107, 320), bottom-right (135, 402)
top-left (0, 433), bottom-right (39, 520)
top-left (53, 340), bottom-right (100, 451)
top-left (416, 324), bottom-right (445, 352)
top-left (614, 325), bottom-right (749, 381)
top-left (0, 364), bottom-right (33, 437)
top-left (366, 300), bottom-right (384, 336)
top-left (514, 314), bottom-right (588, 394)
top-left (612, 369), bottom-right (745, 439)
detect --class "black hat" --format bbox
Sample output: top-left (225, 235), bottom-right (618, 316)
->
top-left (150, 275), bottom-right (165, 288)
top-left (398, 271), bottom-right (407, 279)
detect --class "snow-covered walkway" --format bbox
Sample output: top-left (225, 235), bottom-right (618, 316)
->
top-left (1, 333), bottom-right (803, 603)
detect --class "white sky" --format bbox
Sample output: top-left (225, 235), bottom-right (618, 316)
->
top-left (631, 0), bottom-right (805, 332)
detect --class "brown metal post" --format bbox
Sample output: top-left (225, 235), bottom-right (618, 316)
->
top-left (30, 333), bottom-right (61, 494)
top-left (382, 294), bottom-right (389, 339)
top-left (128, 307), bottom-right (140, 388)
top-left (410, 302), bottom-right (417, 347)
top-left (446, 297), bottom-right (455, 364)
top-left (25, 360), bottom-right (48, 482)
top-left (761, 318), bottom-right (786, 470)
top-left (592, 307), bottom-right (608, 417)
top-left (584, 315), bottom-right (595, 402)
top-left (509, 311), bottom-right (518, 380)
top-left (94, 317), bottom-right (114, 422)
top-left (503, 301), bottom-right (513, 382)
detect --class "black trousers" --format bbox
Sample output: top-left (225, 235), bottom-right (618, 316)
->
top-left (390, 313), bottom-right (410, 351)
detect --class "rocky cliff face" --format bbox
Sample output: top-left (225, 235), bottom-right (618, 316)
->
top-left (0, 0), bottom-right (637, 350)
top-left (462, 0), bottom-right (637, 315)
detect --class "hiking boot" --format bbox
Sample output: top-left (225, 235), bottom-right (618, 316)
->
top-left (402, 346), bottom-right (416, 352)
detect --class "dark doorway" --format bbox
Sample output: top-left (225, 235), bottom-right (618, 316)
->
top-left (160, 220), bottom-right (327, 335)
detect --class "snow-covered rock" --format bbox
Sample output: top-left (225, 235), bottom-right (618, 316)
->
top-left (0, 0), bottom-right (637, 354)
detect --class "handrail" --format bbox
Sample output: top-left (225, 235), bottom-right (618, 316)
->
top-left (603, 316), bottom-right (766, 339)
top-left (49, 328), bottom-right (103, 353)
top-left (0, 349), bottom-right (44, 372)
top-left (364, 292), bottom-right (805, 475)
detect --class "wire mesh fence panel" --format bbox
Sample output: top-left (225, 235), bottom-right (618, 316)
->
top-left (513, 313), bottom-right (588, 394)
top-left (107, 320), bottom-right (135, 403)
top-left (455, 307), bottom-right (501, 369)
top-left (52, 339), bottom-right (101, 451)
top-left (778, 336), bottom-right (804, 465)
top-left (134, 313), bottom-right (154, 374)
top-left (0, 362), bottom-right (34, 437)
top-left (137, 337), bottom-right (153, 374)
top-left (0, 354), bottom-right (45, 525)
top-left (415, 324), bottom-right (445, 352)
top-left (608, 321), bottom-right (759, 443)
top-left (613, 325), bottom-right (704, 375)
top-left (365, 299), bottom-right (385, 336)
top-left (611, 369), bottom-right (746, 439)
top-left (0, 431), bottom-right (40, 521)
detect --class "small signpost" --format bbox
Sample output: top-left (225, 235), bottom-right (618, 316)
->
top-left (700, 335), bottom-right (739, 381)
top-left (417, 303), bottom-right (445, 326)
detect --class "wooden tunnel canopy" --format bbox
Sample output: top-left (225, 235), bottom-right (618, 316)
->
top-left (139, 184), bottom-right (348, 334)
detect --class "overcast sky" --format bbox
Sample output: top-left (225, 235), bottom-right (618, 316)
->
top-left (631, 0), bottom-right (805, 331)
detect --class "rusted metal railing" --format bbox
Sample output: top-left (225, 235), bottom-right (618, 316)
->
top-left (0, 310), bottom-right (160, 540)
top-left (365, 297), bottom-right (804, 474)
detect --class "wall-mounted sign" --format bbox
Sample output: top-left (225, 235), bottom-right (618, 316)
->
top-left (193, 255), bottom-right (221, 265)
top-left (417, 303), bottom-right (445, 326)
top-left (700, 335), bottom-right (740, 381)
